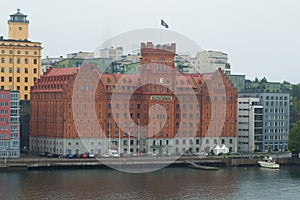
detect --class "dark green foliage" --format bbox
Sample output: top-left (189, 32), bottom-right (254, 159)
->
top-left (289, 120), bottom-right (300, 152)
top-left (291, 84), bottom-right (300, 126)
top-left (20, 100), bottom-right (30, 148)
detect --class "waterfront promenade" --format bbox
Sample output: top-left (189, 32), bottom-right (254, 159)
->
top-left (1, 155), bottom-right (299, 171)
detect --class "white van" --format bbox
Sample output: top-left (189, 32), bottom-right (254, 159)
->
top-left (108, 150), bottom-right (119, 158)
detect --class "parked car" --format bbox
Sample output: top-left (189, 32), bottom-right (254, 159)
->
top-left (108, 150), bottom-right (120, 158)
top-left (138, 153), bottom-right (145, 157)
top-left (182, 153), bottom-right (193, 157)
top-left (80, 153), bottom-right (88, 158)
top-left (66, 154), bottom-right (74, 159)
top-left (38, 152), bottom-right (50, 157)
top-left (73, 154), bottom-right (80, 158)
top-left (193, 152), bottom-right (208, 156)
top-left (48, 153), bottom-right (61, 158)
top-left (88, 153), bottom-right (95, 158)
top-left (102, 153), bottom-right (109, 158)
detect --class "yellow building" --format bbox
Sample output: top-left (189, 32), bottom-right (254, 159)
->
top-left (0, 9), bottom-right (42, 100)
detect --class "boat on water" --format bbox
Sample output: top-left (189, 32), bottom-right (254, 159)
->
top-left (188, 164), bottom-right (219, 171)
top-left (258, 157), bottom-right (280, 169)
top-left (185, 160), bottom-right (219, 171)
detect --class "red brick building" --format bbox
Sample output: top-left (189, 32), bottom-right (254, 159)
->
top-left (30, 42), bottom-right (237, 155)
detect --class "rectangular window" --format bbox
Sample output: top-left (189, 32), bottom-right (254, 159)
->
top-left (24, 77), bottom-right (28, 83)
top-left (1, 67), bottom-right (4, 73)
top-left (24, 86), bottom-right (28, 91)
top-left (9, 77), bottom-right (12, 82)
top-left (9, 67), bottom-right (12, 73)
top-left (17, 77), bottom-right (20, 82)
top-left (1, 58), bottom-right (4, 63)
top-left (17, 50), bottom-right (21, 54)
top-left (33, 68), bottom-right (37, 74)
top-left (25, 51), bottom-right (28, 55)
top-left (1, 50), bottom-right (4, 54)
top-left (25, 58), bottom-right (28, 64)
top-left (9, 50), bottom-right (13, 54)
top-left (1, 76), bottom-right (4, 82)
top-left (25, 68), bottom-right (28, 73)
top-left (17, 86), bottom-right (20, 90)
top-left (33, 59), bottom-right (37, 64)
top-left (9, 58), bottom-right (13, 63)
top-left (17, 68), bottom-right (20, 73)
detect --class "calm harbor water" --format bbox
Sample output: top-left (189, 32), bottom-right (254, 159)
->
top-left (0, 166), bottom-right (300, 200)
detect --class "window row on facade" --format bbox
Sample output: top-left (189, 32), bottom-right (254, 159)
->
top-left (264, 128), bottom-right (289, 133)
top-left (0, 67), bottom-right (38, 74)
top-left (0, 49), bottom-right (38, 55)
top-left (264, 95), bottom-right (288, 101)
top-left (1, 57), bottom-right (38, 64)
top-left (0, 76), bottom-right (36, 83)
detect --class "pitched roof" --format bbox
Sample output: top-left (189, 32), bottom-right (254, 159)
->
top-left (43, 67), bottom-right (79, 77)
top-left (10, 11), bottom-right (27, 17)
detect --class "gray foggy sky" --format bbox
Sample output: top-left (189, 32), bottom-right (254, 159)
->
top-left (0, 0), bottom-right (299, 83)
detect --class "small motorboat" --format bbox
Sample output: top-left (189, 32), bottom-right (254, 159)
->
top-left (258, 156), bottom-right (280, 169)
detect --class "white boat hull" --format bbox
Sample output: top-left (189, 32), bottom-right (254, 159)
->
top-left (258, 161), bottom-right (280, 169)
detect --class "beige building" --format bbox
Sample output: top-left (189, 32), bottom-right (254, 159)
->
top-left (0, 9), bottom-right (42, 100)
top-left (99, 47), bottom-right (123, 59)
top-left (187, 51), bottom-right (231, 74)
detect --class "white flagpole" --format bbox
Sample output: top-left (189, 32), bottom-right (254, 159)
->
top-left (118, 125), bottom-right (121, 155)
top-left (160, 19), bottom-right (162, 45)
top-left (109, 122), bottom-right (111, 151)
top-left (128, 128), bottom-right (131, 156)
top-left (138, 119), bottom-right (140, 157)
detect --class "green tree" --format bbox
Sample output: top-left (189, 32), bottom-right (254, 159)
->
top-left (288, 120), bottom-right (300, 152)
top-left (260, 77), bottom-right (268, 83)
top-left (291, 84), bottom-right (300, 126)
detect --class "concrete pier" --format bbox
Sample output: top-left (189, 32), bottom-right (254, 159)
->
top-left (0, 157), bottom-right (299, 171)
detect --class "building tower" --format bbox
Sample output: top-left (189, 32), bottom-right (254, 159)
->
top-left (8, 9), bottom-right (29, 40)
top-left (0, 9), bottom-right (42, 100)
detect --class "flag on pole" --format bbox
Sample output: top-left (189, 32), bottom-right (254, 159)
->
top-left (161, 19), bottom-right (169, 29)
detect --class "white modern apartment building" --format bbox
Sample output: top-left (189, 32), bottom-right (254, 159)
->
top-left (237, 97), bottom-right (263, 153)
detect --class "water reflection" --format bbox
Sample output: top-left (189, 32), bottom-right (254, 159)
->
top-left (0, 167), bottom-right (299, 200)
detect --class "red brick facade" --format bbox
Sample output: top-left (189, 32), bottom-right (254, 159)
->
top-left (30, 43), bottom-right (237, 153)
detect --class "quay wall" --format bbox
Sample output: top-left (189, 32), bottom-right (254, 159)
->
top-left (0, 157), bottom-right (299, 171)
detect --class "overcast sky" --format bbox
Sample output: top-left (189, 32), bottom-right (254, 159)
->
top-left (0, 0), bottom-right (299, 83)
